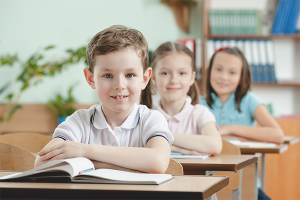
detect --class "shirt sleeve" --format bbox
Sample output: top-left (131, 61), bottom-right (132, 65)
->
top-left (141, 110), bottom-right (174, 146)
top-left (194, 105), bottom-right (218, 134)
top-left (247, 92), bottom-right (263, 116)
top-left (52, 110), bottom-right (88, 142)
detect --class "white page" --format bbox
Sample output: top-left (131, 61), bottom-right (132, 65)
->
top-left (75, 169), bottom-right (173, 184)
top-left (170, 155), bottom-right (209, 159)
top-left (229, 140), bottom-right (277, 147)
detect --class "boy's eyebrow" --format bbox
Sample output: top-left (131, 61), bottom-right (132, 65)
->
top-left (100, 68), bottom-right (114, 72)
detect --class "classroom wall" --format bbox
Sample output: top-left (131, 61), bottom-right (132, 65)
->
top-left (1, 0), bottom-right (299, 117)
top-left (0, 0), bottom-right (202, 104)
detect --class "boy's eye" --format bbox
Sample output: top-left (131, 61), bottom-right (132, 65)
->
top-left (161, 72), bottom-right (169, 75)
top-left (126, 73), bottom-right (135, 78)
top-left (180, 72), bottom-right (186, 75)
top-left (103, 74), bottom-right (112, 78)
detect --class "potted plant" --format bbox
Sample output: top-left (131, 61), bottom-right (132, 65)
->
top-left (47, 83), bottom-right (78, 124)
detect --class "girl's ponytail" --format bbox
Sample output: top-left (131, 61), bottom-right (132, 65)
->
top-left (140, 80), bottom-right (153, 109)
top-left (187, 82), bottom-right (199, 105)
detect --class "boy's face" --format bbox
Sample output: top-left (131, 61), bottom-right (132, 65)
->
top-left (84, 49), bottom-right (151, 116)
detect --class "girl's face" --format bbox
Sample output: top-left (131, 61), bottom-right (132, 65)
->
top-left (210, 52), bottom-right (243, 98)
top-left (152, 52), bottom-right (195, 104)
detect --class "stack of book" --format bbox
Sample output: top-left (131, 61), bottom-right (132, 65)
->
top-left (178, 38), bottom-right (202, 81)
top-left (209, 9), bottom-right (262, 35)
top-left (271, 0), bottom-right (300, 35)
top-left (206, 39), bottom-right (277, 83)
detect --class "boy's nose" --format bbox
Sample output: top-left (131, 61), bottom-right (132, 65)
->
top-left (114, 77), bottom-right (125, 91)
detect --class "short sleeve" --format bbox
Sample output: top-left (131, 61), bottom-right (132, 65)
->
top-left (52, 110), bottom-right (89, 142)
top-left (140, 110), bottom-right (174, 146)
top-left (194, 105), bottom-right (217, 133)
top-left (246, 92), bottom-right (263, 116)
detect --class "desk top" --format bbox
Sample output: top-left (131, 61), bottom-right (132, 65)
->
top-left (0, 172), bottom-right (229, 200)
top-left (239, 144), bottom-right (288, 154)
top-left (175, 155), bottom-right (257, 172)
top-left (283, 136), bottom-right (299, 145)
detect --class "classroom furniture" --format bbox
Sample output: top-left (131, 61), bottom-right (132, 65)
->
top-left (0, 171), bottom-right (229, 200)
top-left (175, 154), bottom-right (258, 200)
top-left (0, 104), bottom-right (92, 134)
top-left (283, 135), bottom-right (299, 145)
top-left (0, 132), bottom-right (52, 153)
top-left (214, 140), bottom-right (244, 200)
top-left (265, 119), bottom-right (300, 200)
top-left (165, 158), bottom-right (184, 175)
top-left (0, 142), bottom-right (36, 171)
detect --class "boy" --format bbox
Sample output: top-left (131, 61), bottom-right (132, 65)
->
top-left (35, 25), bottom-right (173, 173)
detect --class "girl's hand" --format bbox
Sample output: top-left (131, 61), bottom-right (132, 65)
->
top-left (91, 160), bottom-right (144, 173)
top-left (219, 125), bottom-right (233, 135)
top-left (38, 141), bottom-right (88, 162)
top-left (171, 145), bottom-right (211, 156)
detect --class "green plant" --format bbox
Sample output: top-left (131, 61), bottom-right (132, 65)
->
top-left (47, 83), bottom-right (78, 117)
top-left (0, 45), bottom-right (88, 133)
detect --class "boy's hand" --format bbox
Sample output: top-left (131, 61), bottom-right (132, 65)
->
top-left (38, 141), bottom-right (88, 162)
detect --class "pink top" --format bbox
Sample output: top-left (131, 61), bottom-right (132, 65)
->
top-left (154, 96), bottom-right (217, 135)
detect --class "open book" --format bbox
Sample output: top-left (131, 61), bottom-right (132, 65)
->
top-left (228, 139), bottom-right (277, 148)
top-left (0, 157), bottom-right (173, 185)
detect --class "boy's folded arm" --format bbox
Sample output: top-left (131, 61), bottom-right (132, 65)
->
top-left (34, 138), bottom-right (65, 168)
top-left (86, 136), bottom-right (171, 174)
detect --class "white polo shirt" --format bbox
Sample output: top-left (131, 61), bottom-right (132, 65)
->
top-left (52, 104), bottom-right (173, 147)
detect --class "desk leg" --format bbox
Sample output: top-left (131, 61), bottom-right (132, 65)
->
top-left (206, 171), bottom-right (215, 200)
top-left (254, 161), bottom-right (258, 200)
top-left (261, 153), bottom-right (266, 192)
top-left (232, 169), bottom-right (243, 200)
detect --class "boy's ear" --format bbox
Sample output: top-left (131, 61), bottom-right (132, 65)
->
top-left (141, 67), bottom-right (152, 90)
top-left (83, 68), bottom-right (96, 89)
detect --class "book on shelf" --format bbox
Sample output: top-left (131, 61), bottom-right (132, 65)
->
top-left (272, 0), bottom-right (300, 35)
top-left (209, 9), bottom-right (262, 35)
top-left (0, 157), bottom-right (173, 185)
top-left (170, 152), bottom-right (209, 159)
top-left (177, 38), bottom-right (202, 80)
top-left (206, 39), bottom-right (277, 83)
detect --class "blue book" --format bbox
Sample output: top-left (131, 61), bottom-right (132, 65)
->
top-left (272, 0), bottom-right (284, 34)
top-left (287, 0), bottom-right (300, 34)
top-left (258, 40), bottom-right (269, 82)
top-left (265, 40), bottom-right (277, 83)
top-left (281, 0), bottom-right (294, 34)
top-left (244, 40), bottom-right (256, 82)
top-left (251, 40), bottom-right (261, 82)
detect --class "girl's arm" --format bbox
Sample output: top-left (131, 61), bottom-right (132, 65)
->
top-left (37, 136), bottom-right (171, 174)
top-left (172, 121), bottom-right (223, 155)
top-left (220, 104), bottom-right (284, 144)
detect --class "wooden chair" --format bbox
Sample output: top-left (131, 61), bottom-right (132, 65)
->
top-left (215, 140), bottom-right (242, 200)
top-left (0, 142), bottom-right (36, 171)
top-left (165, 158), bottom-right (184, 175)
top-left (0, 132), bottom-right (52, 153)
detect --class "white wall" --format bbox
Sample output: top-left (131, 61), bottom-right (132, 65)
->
top-left (0, 0), bottom-right (202, 104)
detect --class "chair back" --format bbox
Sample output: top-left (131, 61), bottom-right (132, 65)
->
top-left (215, 139), bottom-right (241, 191)
top-left (0, 132), bottom-right (52, 153)
top-left (0, 142), bottom-right (36, 171)
top-left (165, 158), bottom-right (184, 175)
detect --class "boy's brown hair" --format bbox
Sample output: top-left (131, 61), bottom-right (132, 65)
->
top-left (140, 41), bottom-right (199, 108)
top-left (86, 25), bottom-right (149, 73)
top-left (205, 47), bottom-right (252, 112)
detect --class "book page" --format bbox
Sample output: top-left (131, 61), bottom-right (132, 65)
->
top-left (74, 169), bottom-right (173, 184)
top-left (229, 140), bottom-right (277, 147)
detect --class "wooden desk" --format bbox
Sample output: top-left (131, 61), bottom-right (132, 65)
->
top-left (175, 155), bottom-right (258, 200)
top-left (0, 172), bottom-right (229, 200)
top-left (237, 144), bottom-right (288, 193)
top-left (283, 136), bottom-right (299, 145)
top-left (175, 155), bottom-right (257, 173)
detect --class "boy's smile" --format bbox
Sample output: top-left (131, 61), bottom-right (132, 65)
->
top-left (84, 49), bottom-right (151, 127)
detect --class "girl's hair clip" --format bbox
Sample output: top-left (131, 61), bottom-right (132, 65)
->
top-left (214, 47), bottom-right (228, 54)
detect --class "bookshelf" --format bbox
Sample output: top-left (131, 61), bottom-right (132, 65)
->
top-left (199, 0), bottom-right (300, 90)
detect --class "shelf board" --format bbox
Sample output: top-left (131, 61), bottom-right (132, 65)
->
top-left (207, 34), bottom-right (300, 40)
top-left (252, 81), bottom-right (300, 87)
